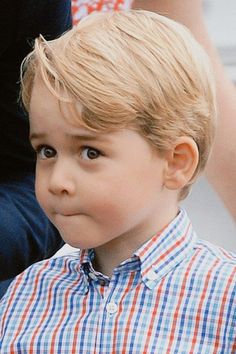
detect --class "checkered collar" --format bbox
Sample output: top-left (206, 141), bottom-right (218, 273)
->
top-left (79, 209), bottom-right (196, 289)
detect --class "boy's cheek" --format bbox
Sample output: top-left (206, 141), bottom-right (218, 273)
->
top-left (35, 179), bottom-right (50, 214)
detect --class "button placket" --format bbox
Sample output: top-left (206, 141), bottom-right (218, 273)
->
top-left (102, 275), bottom-right (120, 316)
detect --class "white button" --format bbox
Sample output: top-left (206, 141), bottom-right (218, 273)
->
top-left (147, 269), bottom-right (158, 281)
top-left (89, 272), bottom-right (98, 281)
top-left (106, 302), bottom-right (118, 314)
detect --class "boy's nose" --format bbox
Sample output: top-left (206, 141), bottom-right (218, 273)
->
top-left (48, 161), bottom-right (76, 196)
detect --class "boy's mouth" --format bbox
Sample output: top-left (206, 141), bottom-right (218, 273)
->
top-left (58, 212), bottom-right (80, 217)
top-left (54, 209), bottom-right (81, 217)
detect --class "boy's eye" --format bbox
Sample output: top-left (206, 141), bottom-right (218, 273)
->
top-left (36, 145), bottom-right (56, 159)
top-left (81, 147), bottom-right (101, 160)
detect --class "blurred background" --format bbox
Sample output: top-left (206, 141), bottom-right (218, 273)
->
top-left (56, 0), bottom-right (236, 258)
top-left (183, 0), bottom-right (236, 252)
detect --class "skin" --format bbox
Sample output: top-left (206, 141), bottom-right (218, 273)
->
top-left (29, 76), bottom-right (198, 277)
top-left (132, 0), bottom-right (236, 220)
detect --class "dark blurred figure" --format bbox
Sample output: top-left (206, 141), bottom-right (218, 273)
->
top-left (0, 0), bottom-right (72, 298)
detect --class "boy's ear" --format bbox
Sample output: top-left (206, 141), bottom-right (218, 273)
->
top-left (163, 137), bottom-right (199, 191)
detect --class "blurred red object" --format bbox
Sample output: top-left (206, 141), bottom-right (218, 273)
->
top-left (72, 0), bottom-right (132, 25)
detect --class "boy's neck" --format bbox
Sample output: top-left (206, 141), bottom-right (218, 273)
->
top-left (93, 206), bottom-right (179, 278)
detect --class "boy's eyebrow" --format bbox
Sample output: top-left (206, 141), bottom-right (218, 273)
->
top-left (68, 133), bottom-right (108, 142)
top-left (29, 132), bottom-right (46, 141)
top-left (30, 132), bottom-right (110, 143)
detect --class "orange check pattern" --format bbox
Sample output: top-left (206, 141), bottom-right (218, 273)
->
top-left (72, 0), bottom-right (133, 25)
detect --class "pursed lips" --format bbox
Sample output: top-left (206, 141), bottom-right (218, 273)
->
top-left (54, 210), bottom-right (81, 217)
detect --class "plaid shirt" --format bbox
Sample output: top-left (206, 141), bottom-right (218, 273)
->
top-left (0, 210), bottom-right (236, 353)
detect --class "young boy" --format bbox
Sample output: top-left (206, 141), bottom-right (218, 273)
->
top-left (0, 10), bottom-right (235, 353)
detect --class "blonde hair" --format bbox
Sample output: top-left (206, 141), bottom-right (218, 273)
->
top-left (21, 10), bottom-right (217, 200)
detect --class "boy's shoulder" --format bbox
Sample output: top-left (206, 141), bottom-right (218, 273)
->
top-left (1, 252), bottom-right (84, 304)
top-left (189, 237), bottom-right (236, 282)
top-left (195, 238), bottom-right (236, 264)
top-left (24, 251), bottom-right (83, 281)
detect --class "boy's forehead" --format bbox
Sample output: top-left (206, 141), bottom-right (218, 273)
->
top-left (29, 69), bottom-right (134, 142)
top-left (29, 82), bottom-right (112, 143)
top-left (31, 72), bottom-right (84, 125)
top-left (29, 100), bottom-right (104, 141)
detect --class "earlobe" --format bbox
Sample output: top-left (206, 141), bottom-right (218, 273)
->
top-left (164, 137), bottom-right (199, 191)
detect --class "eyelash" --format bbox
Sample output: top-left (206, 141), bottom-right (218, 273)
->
top-left (80, 146), bottom-right (102, 160)
top-left (33, 145), bottom-right (103, 161)
top-left (34, 145), bottom-right (56, 160)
